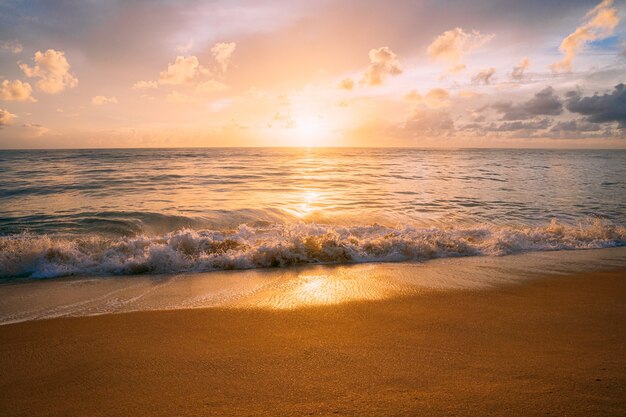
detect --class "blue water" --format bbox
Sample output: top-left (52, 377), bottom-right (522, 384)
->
top-left (0, 148), bottom-right (624, 278)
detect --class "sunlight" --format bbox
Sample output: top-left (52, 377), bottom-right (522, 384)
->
top-left (300, 190), bottom-right (319, 214)
top-left (292, 116), bottom-right (330, 147)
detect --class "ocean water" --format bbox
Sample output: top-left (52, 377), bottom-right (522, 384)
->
top-left (0, 148), bottom-right (625, 279)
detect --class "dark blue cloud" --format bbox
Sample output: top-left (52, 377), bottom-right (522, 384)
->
top-left (566, 84), bottom-right (626, 127)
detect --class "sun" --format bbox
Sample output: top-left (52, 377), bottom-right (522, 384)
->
top-left (292, 115), bottom-right (331, 147)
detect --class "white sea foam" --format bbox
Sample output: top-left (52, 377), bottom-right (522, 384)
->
top-left (0, 219), bottom-right (624, 279)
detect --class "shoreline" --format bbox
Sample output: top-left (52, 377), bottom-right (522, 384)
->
top-left (1, 246), bottom-right (625, 325)
top-left (1, 267), bottom-right (625, 416)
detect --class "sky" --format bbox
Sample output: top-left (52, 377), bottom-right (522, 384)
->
top-left (0, 0), bottom-right (625, 148)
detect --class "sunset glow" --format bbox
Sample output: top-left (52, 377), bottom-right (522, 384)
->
top-left (0, 0), bottom-right (624, 149)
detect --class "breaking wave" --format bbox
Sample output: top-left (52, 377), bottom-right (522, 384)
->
top-left (0, 219), bottom-right (624, 279)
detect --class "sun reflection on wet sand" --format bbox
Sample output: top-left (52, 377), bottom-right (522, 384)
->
top-left (237, 267), bottom-right (408, 309)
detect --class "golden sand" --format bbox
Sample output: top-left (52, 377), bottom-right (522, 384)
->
top-left (1, 268), bottom-right (624, 416)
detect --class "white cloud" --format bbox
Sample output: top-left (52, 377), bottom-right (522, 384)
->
top-left (0, 79), bottom-right (36, 102)
top-left (19, 49), bottom-right (78, 94)
top-left (211, 42), bottom-right (236, 72)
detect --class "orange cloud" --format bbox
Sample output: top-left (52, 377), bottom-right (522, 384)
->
top-left (404, 88), bottom-right (450, 108)
top-left (472, 67), bottom-right (496, 85)
top-left (0, 79), bottom-right (36, 102)
top-left (551, 0), bottom-right (619, 73)
top-left (195, 79), bottom-right (229, 94)
top-left (132, 80), bottom-right (158, 90)
top-left (159, 56), bottom-right (210, 85)
top-left (339, 78), bottom-right (354, 90)
top-left (427, 28), bottom-right (494, 74)
top-left (21, 123), bottom-right (49, 137)
top-left (0, 108), bottom-right (17, 126)
top-left (91, 96), bottom-right (118, 105)
top-left (0, 40), bottom-right (23, 54)
top-left (166, 91), bottom-right (197, 103)
top-left (511, 58), bottom-right (530, 80)
top-left (268, 111), bottom-right (295, 128)
top-left (19, 49), bottom-right (78, 94)
top-left (360, 47), bottom-right (402, 87)
top-left (458, 90), bottom-right (482, 99)
top-left (211, 42), bottom-right (236, 72)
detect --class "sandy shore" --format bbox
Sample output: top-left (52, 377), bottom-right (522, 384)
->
top-left (1, 268), bottom-right (625, 416)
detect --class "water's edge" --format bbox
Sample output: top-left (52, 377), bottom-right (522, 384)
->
top-left (1, 246), bottom-right (624, 325)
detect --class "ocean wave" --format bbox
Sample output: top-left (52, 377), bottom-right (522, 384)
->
top-left (0, 219), bottom-right (624, 279)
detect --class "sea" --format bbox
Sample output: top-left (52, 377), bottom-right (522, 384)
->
top-left (1, 148), bottom-right (624, 280)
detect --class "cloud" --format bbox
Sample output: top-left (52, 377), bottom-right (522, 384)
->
top-left (176, 39), bottom-right (193, 54)
top-left (268, 111), bottom-right (295, 128)
top-left (132, 80), bottom-right (158, 90)
top-left (166, 91), bottom-right (197, 103)
top-left (565, 83), bottom-right (626, 127)
top-left (545, 118), bottom-right (623, 139)
top-left (404, 88), bottom-right (450, 108)
top-left (393, 108), bottom-right (454, 138)
top-left (472, 67), bottom-right (496, 85)
top-left (492, 86), bottom-right (563, 120)
top-left (403, 90), bottom-right (422, 102)
top-left (511, 58), bottom-right (530, 81)
top-left (0, 79), bottom-right (36, 102)
top-left (195, 79), bottom-right (229, 94)
top-left (21, 123), bottom-right (49, 137)
top-left (211, 42), bottom-right (236, 72)
top-left (339, 78), bottom-right (354, 90)
top-left (458, 90), bottom-right (482, 99)
top-left (550, 119), bottom-right (602, 132)
top-left (19, 49), bottom-right (78, 94)
top-left (158, 55), bottom-right (210, 85)
top-left (0, 108), bottom-right (17, 127)
top-left (360, 47), bottom-right (402, 87)
top-left (551, 0), bottom-right (619, 73)
top-left (426, 28), bottom-right (494, 74)
top-left (91, 95), bottom-right (118, 105)
top-left (0, 40), bottom-right (23, 54)
top-left (484, 118), bottom-right (552, 132)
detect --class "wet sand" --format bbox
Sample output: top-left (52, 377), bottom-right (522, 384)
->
top-left (1, 268), bottom-right (625, 416)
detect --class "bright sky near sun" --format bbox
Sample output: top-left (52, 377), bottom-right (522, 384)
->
top-left (0, 0), bottom-right (625, 148)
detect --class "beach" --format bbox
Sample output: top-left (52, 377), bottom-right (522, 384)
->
top-left (1, 263), bottom-right (625, 416)
top-left (0, 149), bottom-right (624, 415)
top-left (2, 0), bottom-right (626, 414)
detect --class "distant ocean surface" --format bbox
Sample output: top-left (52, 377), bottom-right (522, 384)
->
top-left (1, 148), bottom-right (625, 279)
